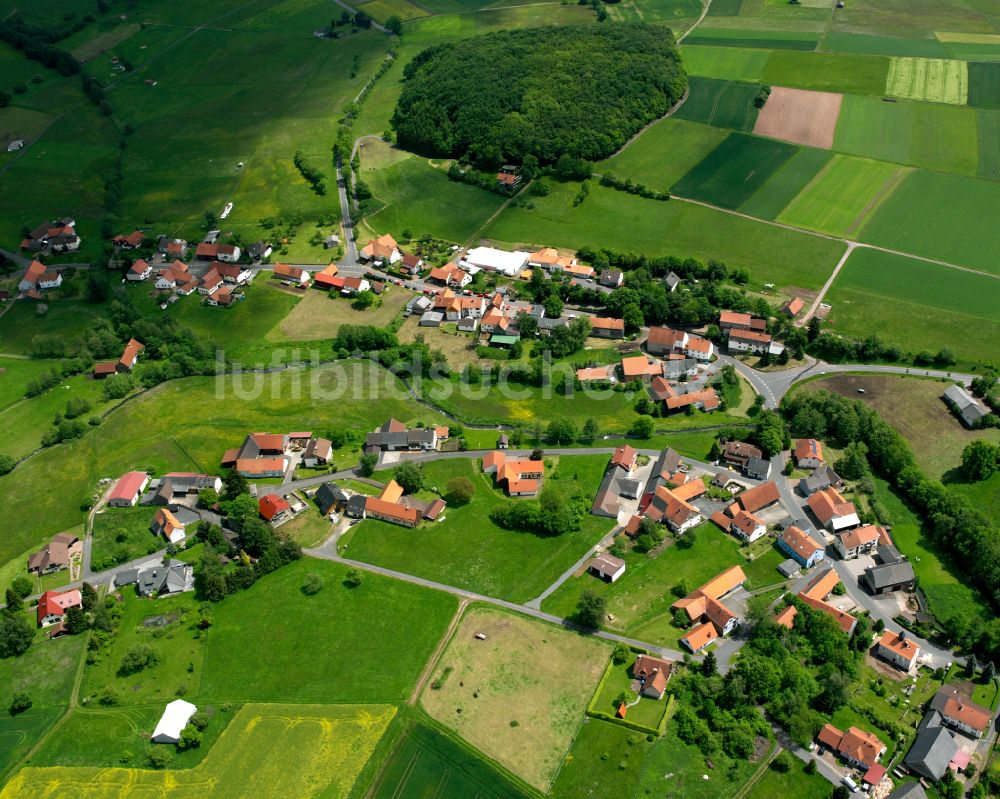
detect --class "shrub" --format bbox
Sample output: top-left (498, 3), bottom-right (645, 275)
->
top-left (118, 644), bottom-right (160, 676)
top-left (146, 747), bottom-right (173, 769)
top-left (9, 692), bottom-right (31, 715)
top-left (302, 573), bottom-right (324, 595)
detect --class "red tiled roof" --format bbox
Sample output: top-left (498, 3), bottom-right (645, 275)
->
top-left (258, 494), bottom-right (290, 520)
top-left (109, 471), bottom-right (147, 503)
top-left (37, 589), bottom-right (81, 624)
top-left (737, 481), bottom-right (779, 513)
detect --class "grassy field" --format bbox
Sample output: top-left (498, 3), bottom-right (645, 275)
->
top-left (738, 146), bottom-right (833, 219)
top-left (673, 132), bottom-right (799, 209)
top-left (886, 56), bottom-right (968, 104)
top-left (598, 118), bottom-right (731, 195)
top-left (821, 32), bottom-right (951, 58)
top-left (369, 722), bottom-right (533, 799)
top-left (421, 606), bottom-right (610, 791)
top-left (541, 522), bottom-right (748, 649)
top-left (79, 591), bottom-right (208, 707)
top-left (949, 471), bottom-right (1000, 519)
top-left (5, 703), bottom-right (395, 799)
top-left (763, 50), bottom-right (891, 95)
top-left (0, 365), bottom-right (451, 581)
top-left (89, 506), bottom-right (163, 572)
top-left (680, 45), bottom-right (770, 81)
top-left (550, 717), bottom-right (653, 799)
top-left (859, 170), bottom-right (1000, 275)
top-left (968, 61), bottom-right (1000, 107)
top-left (485, 181), bottom-right (845, 290)
top-left (359, 0), bottom-right (429, 22)
top-left (684, 27), bottom-right (819, 50)
top-left (200, 559), bottom-right (457, 703)
top-left (798, 374), bottom-right (1000, 478)
top-left (673, 78), bottom-right (763, 131)
top-left (361, 152), bottom-right (506, 243)
top-left (0, 299), bottom-right (110, 356)
top-left (832, 95), bottom-right (980, 176)
top-left (274, 506), bottom-right (333, 547)
top-left (345, 456), bottom-right (614, 603)
top-left (276, 286), bottom-right (411, 341)
top-left (0, 357), bottom-right (63, 410)
top-left (604, 0), bottom-right (701, 23)
top-left (777, 155), bottom-right (910, 236)
top-left (976, 108), bottom-right (1000, 178)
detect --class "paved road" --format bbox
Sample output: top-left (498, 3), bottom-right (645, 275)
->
top-left (334, 160), bottom-right (360, 266)
top-left (305, 547), bottom-right (688, 660)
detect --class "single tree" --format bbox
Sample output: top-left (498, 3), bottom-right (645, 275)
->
top-left (4, 588), bottom-right (23, 614)
top-left (0, 614), bottom-right (33, 657)
top-left (344, 568), bottom-right (364, 588)
top-left (9, 691), bottom-right (32, 715)
top-left (701, 650), bottom-right (717, 676)
top-left (358, 453), bottom-right (378, 477)
top-left (445, 476), bottom-right (474, 506)
top-left (394, 461), bottom-right (423, 494)
top-left (580, 418), bottom-right (599, 443)
top-left (81, 582), bottom-right (98, 612)
top-left (65, 606), bottom-right (88, 634)
top-left (301, 573), bottom-right (324, 595)
top-left (576, 590), bottom-right (606, 629)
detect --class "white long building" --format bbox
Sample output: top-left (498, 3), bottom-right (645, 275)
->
top-left (461, 246), bottom-right (528, 277)
top-left (151, 699), bottom-right (198, 743)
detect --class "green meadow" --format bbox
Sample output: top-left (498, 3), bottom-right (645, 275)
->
top-left (679, 45), bottom-right (770, 81)
top-left (738, 146), bottom-right (833, 219)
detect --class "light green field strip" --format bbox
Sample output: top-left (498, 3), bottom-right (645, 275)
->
top-left (886, 57), bottom-right (968, 105)
top-left (778, 155), bottom-right (910, 236)
top-left (935, 32), bottom-right (1000, 44)
top-left (679, 45), bottom-right (770, 81)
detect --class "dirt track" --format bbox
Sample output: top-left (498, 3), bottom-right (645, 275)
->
top-left (753, 86), bottom-right (843, 149)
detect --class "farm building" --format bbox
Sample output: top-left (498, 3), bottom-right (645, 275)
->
top-left (151, 700), bottom-right (198, 744)
top-left (587, 553), bottom-right (625, 583)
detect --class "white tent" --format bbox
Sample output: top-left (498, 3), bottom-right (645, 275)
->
top-left (151, 699), bottom-right (197, 743)
top-left (462, 247), bottom-right (528, 277)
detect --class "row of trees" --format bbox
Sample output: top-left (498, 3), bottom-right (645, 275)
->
top-left (781, 389), bottom-right (1000, 661)
top-left (490, 485), bottom-right (587, 537)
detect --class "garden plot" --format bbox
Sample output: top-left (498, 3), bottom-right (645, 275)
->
top-left (752, 86), bottom-right (843, 148)
top-left (886, 57), bottom-right (968, 104)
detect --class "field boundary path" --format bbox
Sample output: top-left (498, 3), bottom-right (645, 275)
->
top-left (408, 598), bottom-right (469, 704)
top-left (800, 241), bottom-right (855, 325)
top-left (328, 0), bottom-right (390, 33)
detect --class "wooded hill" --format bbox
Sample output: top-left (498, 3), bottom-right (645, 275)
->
top-left (392, 24), bottom-right (687, 165)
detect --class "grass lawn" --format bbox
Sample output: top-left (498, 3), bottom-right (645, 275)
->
top-left (948, 471), bottom-right (1000, 520)
top-left (541, 522), bottom-right (746, 648)
top-left (778, 155), bottom-right (910, 237)
top-left (550, 717), bottom-right (655, 799)
top-left (369, 721), bottom-right (533, 799)
top-left (592, 656), bottom-right (670, 730)
top-left (275, 507), bottom-right (332, 547)
top-left (0, 299), bottom-right (110, 356)
top-left (745, 754), bottom-right (831, 798)
top-left (741, 542), bottom-right (790, 589)
top-left (0, 357), bottom-right (64, 411)
top-left (276, 286), bottom-right (411, 341)
top-left (346, 456), bottom-right (615, 603)
top-left (89, 506), bottom-right (163, 573)
top-left (0, 364), bottom-right (451, 578)
top-left (421, 606), bottom-right (611, 791)
top-left (200, 558), bottom-right (457, 703)
top-left (799, 374), bottom-right (1000, 478)
top-left (977, 108), bottom-right (1000, 179)
top-left (598, 118), bottom-right (731, 195)
top-left (822, 248), bottom-right (1000, 368)
top-left (484, 181), bottom-right (845, 291)
top-left (11, 703), bottom-right (395, 798)
top-left (859, 169), bottom-right (1000, 276)
top-left (968, 676), bottom-right (1000, 710)
top-left (361, 152), bottom-right (506, 244)
top-left (80, 591), bottom-right (208, 707)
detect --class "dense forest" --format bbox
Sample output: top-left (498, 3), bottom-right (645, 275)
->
top-left (392, 24), bottom-right (687, 164)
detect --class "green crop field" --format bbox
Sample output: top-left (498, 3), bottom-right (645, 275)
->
top-left (706, 0), bottom-right (743, 15)
top-left (605, 0), bottom-right (702, 23)
top-left (833, 94), bottom-right (979, 176)
top-left (598, 119), bottom-right (731, 194)
top-left (358, 0), bottom-right (429, 22)
top-left (484, 181), bottom-right (845, 289)
top-left (778, 155), bottom-right (909, 235)
top-left (370, 723), bottom-right (532, 799)
top-left (683, 27), bottom-right (819, 50)
top-left (968, 61), bottom-right (1000, 107)
top-left (977, 109), bottom-right (1000, 178)
top-left (673, 132), bottom-right (799, 209)
top-left (886, 57), bottom-right (968, 104)
top-left (679, 45), bottom-right (770, 81)
top-left (821, 32), bottom-right (950, 58)
top-left (361, 153), bottom-right (506, 243)
top-left (763, 50), bottom-right (891, 95)
top-left (859, 170), bottom-right (1000, 275)
top-left (674, 77), bottom-right (763, 131)
top-left (822, 247), bottom-right (1000, 366)
top-left (4, 703), bottom-right (396, 799)
top-left (739, 147), bottom-right (833, 219)
top-left (200, 559), bottom-right (457, 703)
top-left (345, 456), bottom-right (614, 603)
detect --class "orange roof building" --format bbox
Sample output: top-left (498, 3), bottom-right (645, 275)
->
top-left (673, 565), bottom-right (746, 651)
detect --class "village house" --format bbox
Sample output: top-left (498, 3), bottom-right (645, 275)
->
top-left (719, 310), bottom-right (767, 333)
top-left (905, 714), bottom-right (960, 783)
top-left (495, 166), bottom-right (521, 190)
top-left (863, 558), bottom-right (916, 595)
top-left (258, 494), bottom-right (291, 523)
top-left (587, 316), bottom-right (624, 339)
top-left (484, 451), bottom-right (543, 497)
top-left (834, 524), bottom-right (881, 559)
top-left (27, 532), bottom-right (81, 575)
top-left (312, 264), bottom-right (340, 290)
top-left (797, 566), bottom-right (857, 635)
top-left (37, 589), bottom-right (82, 627)
top-left (664, 388), bottom-right (721, 414)
top-left (781, 296), bottom-right (805, 317)
top-left (127, 258), bottom-right (153, 281)
top-left (665, 271), bottom-right (681, 292)
top-left (577, 366), bottom-right (613, 383)
top-left (728, 328), bottom-right (779, 355)
top-left (195, 242), bottom-right (218, 260)
top-left (400, 254), bottom-right (424, 276)
top-left (221, 432), bottom-right (290, 478)
top-left (428, 263), bottom-right (472, 288)
top-left (113, 230), bottom-right (145, 250)
top-left (799, 464), bottom-right (844, 496)
top-left (930, 687), bottom-right (993, 738)
top-left (674, 565), bottom-right (747, 653)
top-left (360, 233), bottom-right (402, 265)
top-left (591, 447), bottom-right (642, 518)
top-left (21, 218), bottom-right (80, 254)
top-left (151, 507), bottom-right (186, 544)
top-left (808, 487), bottom-right (860, 532)
top-left (645, 482), bottom-right (705, 533)
top-left (620, 354), bottom-right (663, 382)
top-left (528, 247), bottom-right (595, 279)
top-left (108, 471), bottom-right (150, 507)
top-left (18, 260), bottom-right (62, 293)
top-left (434, 291), bottom-right (486, 320)
top-left (213, 261), bottom-right (253, 285)
top-left (775, 604), bottom-right (798, 629)
top-left (156, 473), bottom-right (222, 498)
top-left (588, 552), bottom-right (626, 583)
top-left (817, 723), bottom-right (886, 771)
top-left (777, 525), bottom-right (825, 568)
top-left (721, 441), bottom-right (762, 471)
top-left (302, 437), bottom-right (332, 467)
top-left (729, 509), bottom-right (766, 543)
top-left (599, 268), bottom-right (623, 288)
top-left (943, 384), bottom-right (990, 428)
top-left (155, 260), bottom-right (194, 292)
top-left (206, 284), bottom-right (242, 306)
top-left (214, 244), bottom-right (240, 263)
top-left (247, 241), bottom-right (273, 261)
top-left (794, 438), bottom-right (824, 469)
top-left (731, 481), bottom-right (780, 515)
top-left (875, 630), bottom-right (920, 672)
top-left (158, 237), bottom-right (188, 258)
top-left (633, 654), bottom-right (673, 699)
top-left (365, 419), bottom-right (437, 453)
top-left (273, 263), bottom-right (310, 287)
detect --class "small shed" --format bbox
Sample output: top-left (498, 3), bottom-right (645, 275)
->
top-left (778, 559), bottom-right (801, 578)
top-left (419, 311), bottom-right (443, 327)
